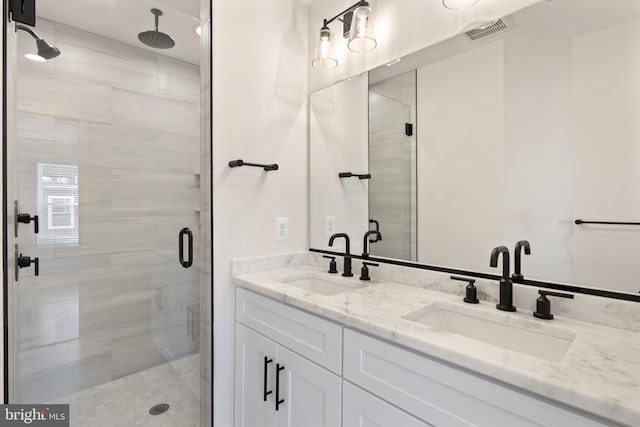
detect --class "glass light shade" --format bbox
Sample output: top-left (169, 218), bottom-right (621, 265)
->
top-left (312, 27), bottom-right (338, 70)
top-left (443, 0), bottom-right (480, 10)
top-left (348, 5), bottom-right (376, 53)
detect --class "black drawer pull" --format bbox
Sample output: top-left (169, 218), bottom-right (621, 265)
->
top-left (275, 363), bottom-right (285, 411)
top-left (263, 357), bottom-right (273, 401)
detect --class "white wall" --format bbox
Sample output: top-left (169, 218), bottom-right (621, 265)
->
top-left (212, 0), bottom-right (309, 425)
top-left (307, 0), bottom-right (541, 92)
top-left (309, 74), bottom-right (369, 253)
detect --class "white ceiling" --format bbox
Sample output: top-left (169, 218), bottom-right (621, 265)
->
top-left (37, 0), bottom-right (202, 64)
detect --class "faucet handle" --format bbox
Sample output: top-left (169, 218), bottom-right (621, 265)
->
top-left (451, 276), bottom-right (479, 304)
top-left (360, 262), bottom-right (378, 281)
top-left (534, 290), bottom-right (574, 320)
top-left (322, 255), bottom-right (338, 274)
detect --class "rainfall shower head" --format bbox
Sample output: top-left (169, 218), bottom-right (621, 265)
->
top-left (138, 8), bottom-right (175, 49)
top-left (35, 38), bottom-right (61, 60)
top-left (16, 24), bottom-right (61, 60)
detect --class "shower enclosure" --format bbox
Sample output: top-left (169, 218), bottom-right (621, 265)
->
top-left (368, 70), bottom-right (417, 261)
top-left (3, 0), bottom-right (212, 425)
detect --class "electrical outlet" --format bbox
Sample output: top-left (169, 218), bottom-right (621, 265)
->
top-left (275, 217), bottom-right (289, 241)
top-left (325, 216), bottom-right (336, 236)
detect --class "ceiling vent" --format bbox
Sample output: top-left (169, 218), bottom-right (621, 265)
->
top-left (464, 19), bottom-right (511, 42)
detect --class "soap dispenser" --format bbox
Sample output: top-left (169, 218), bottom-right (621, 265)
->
top-left (451, 276), bottom-right (479, 304)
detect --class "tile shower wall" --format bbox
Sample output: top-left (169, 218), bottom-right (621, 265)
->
top-left (369, 71), bottom-right (417, 261)
top-left (14, 18), bottom-right (201, 403)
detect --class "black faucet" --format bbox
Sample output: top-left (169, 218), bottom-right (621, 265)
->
top-left (362, 230), bottom-right (382, 258)
top-left (328, 233), bottom-right (353, 277)
top-left (512, 240), bottom-right (531, 282)
top-left (368, 219), bottom-right (382, 243)
top-left (490, 246), bottom-right (516, 312)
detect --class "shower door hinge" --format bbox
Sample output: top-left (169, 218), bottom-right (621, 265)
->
top-left (9, 0), bottom-right (36, 26)
top-left (405, 123), bottom-right (414, 137)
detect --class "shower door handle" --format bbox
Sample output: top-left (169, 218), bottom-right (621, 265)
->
top-left (178, 228), bottom-right (193, 268)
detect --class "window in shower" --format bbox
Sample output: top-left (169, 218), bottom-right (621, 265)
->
top-left (37, 163), bottom-right (79, 246)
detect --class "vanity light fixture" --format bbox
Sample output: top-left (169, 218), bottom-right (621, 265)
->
top-left (312, 25), bottom-right (338, 70)
top-left (312, 0), bottom-right (377, 70)
top-left (348, 2), bottom-right (376, 53)
top-left (443, 0), bottom-right (480, 10)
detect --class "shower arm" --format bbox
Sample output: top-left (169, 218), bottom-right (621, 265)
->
top-left (16, 23), bottom-right (41, 40)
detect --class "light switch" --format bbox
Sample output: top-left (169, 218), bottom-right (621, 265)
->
top-left (325, 216), bottom-right (336, 236)
top-left (275, 217), bottom-right (289, 241)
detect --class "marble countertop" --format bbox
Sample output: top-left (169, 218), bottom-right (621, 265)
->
top-left (233, 263), bottom-right (640, 426)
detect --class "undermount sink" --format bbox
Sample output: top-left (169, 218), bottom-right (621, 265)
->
top-left (403, 302), bottom-right (576, 362)
top-left (277, 272), bottom-right (367, 296)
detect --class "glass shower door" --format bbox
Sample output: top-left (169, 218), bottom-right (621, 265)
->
top-left (4, 1), bottom-right (211, 425)
top-left (368, 88), bottom-right (416, 261)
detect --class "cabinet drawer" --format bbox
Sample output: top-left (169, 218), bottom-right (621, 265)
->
top-left (236, 288), bottom-right (342, 374)
top-left (344, 329), bottom-right (611, 427)
top-left (343, 381), bottom-right (433, 427)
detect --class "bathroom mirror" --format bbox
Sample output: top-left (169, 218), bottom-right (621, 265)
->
top-left (309, 0), bottom-right (640, 295)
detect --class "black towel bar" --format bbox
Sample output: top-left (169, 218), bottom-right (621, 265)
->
top-left (229, 159), bottom-right (278, 171)
top-left (575, 219), bottom-right (640, 226)
top-left (339, 172), bottom-right (371, 180)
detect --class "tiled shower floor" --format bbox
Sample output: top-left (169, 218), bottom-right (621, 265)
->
top-left (49, 354), bottom-right (200, 427)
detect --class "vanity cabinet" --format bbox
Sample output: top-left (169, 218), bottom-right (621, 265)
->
top-left (235, 288), bottom-right (616, 427)
top-left (235, 289), bottom-right (342, 427)
top-left (343, 329), bottom-right (613, 427)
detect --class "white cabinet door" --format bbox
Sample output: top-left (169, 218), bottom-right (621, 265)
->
top-left (343, 381), bottom-right (434, 427)
top-left (235, 323), bottom-right (278, 427)
top-left (276, 346), bottom-right (341, 427)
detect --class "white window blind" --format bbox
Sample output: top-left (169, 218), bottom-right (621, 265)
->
top-left (37, 163), bottom-right (79, 246)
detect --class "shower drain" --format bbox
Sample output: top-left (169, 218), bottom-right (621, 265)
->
top-left (149, 403), bottom-right (170, 416)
